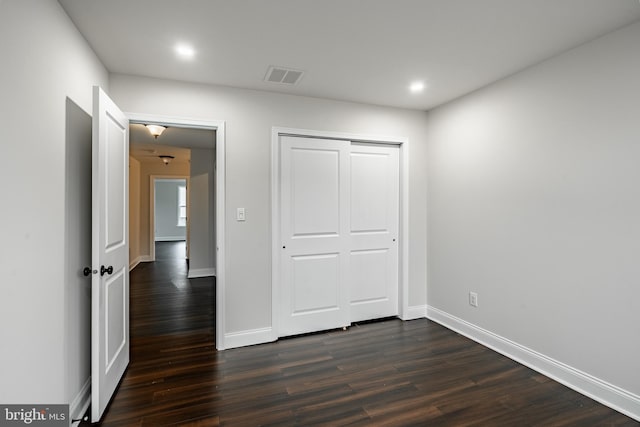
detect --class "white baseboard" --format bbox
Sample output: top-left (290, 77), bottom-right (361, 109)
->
top-left (140, 255), bottom-right (153, 263)
top-left (401, 304), bottom-right (427, 320)
top-left (129, 256), bottom-right (141, 271)
top-left (188, 268), bottom-right (216, 278)
top-left (426, 305), bottom-right (640, 422)
top-left (69, 377), bottom-right (90, 426)
top-left (155, 236), bottom-right (186, 242)
top-left (224, 327), bottom-right (274, 349)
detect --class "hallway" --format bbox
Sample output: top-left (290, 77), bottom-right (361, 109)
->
top-left (130, 242), bottom-right (214, 337)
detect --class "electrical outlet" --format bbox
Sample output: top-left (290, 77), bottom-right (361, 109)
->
top-left (469, 292), bottom-right (478, 308)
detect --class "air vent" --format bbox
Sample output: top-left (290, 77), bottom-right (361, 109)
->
top-left (264, 66), bottom-right (304, 85)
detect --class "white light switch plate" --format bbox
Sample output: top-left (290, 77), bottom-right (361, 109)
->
top-left (237, 208), bottom-right (246, 221)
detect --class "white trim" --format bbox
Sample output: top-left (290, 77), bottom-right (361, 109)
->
top-left (126, 113), bottom-right (226, 351)
top-left (69, 375), bottom-right (90, 426)
top-left (139, 255), bottom-right (153, 263)
top-left (129, 256), bottom-right (141, 271)
top-left (399, 137), bottom-right (410, 320)
top-left (188, 268), bottom-right (216, 278)
top-left (224, 327), bottom-right (275, 349)
top-left (271, 126), bottom-right (410, 341)
top-left (401, 304), bottom-right (427, 320)
top-left (426, 305), bottom-right (640, 422)
top-left (154, 236), bottom-right (187, 242)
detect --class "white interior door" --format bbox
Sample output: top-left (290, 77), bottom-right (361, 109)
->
top-left (279, 136), bottom-right (350, 336)
top-left (91, 86), bottom-right (130, 422)
top-left (349, 143), bottom-right (399, 321)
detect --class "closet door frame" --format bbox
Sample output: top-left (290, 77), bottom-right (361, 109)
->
top-left (270, 127), bottom-right (410, 340)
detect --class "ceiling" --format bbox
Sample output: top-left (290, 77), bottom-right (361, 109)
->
top-left (129, 123), bottom-right (215, 163)
top-left (58, 0), bottom-right (640, 111)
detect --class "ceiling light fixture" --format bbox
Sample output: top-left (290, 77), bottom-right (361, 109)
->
top-left (409, 81), bottom-right (425, 94)
top-left (159, 155), bottom-right (175, 166)
top-left (145, 124), bottom-right (166, 139)
top-left (175, 43), bottom-right (195, 60)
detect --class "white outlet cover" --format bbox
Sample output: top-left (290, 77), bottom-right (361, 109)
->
top-left (469, 292), bottom-right (478, 307)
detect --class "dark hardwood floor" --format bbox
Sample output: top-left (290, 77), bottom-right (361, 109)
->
top-left (86, 241), bottom-right (638, 426)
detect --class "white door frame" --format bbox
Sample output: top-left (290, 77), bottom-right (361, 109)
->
top-left (127, 113), bottom-right (227, 350)
top-left (149, 176), bottom-right (190, 259)
top-left (271, 126), bottom-right (410, 340)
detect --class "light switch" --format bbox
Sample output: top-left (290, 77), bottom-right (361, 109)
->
top-left (237, 208), bottom-right (246, 221)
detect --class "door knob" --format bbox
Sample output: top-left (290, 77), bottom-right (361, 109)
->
top-left (100, 265), bottom-right (114, 276)
top-left (83, 267), bottom-right (96, 276)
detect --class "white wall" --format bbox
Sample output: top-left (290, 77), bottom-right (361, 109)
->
top-left (188, 148), bottom-right (215, 277)
top-left (0, 0), bottom-right (108, 407)
top-left (109, 74), bottom-right (429, 336)
top-left (425, 21), bottom-right (640, 415)
top-left (155, 179), bottom-right (187, 241)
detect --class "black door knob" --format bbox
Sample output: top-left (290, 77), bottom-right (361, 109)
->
top-left (83, 267), bottom-right (92, 277)
top-left (101, 265), bottom-right (114, 276)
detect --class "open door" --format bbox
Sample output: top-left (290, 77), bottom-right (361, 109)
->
top-left (91, 86), bottom-right (130, 422)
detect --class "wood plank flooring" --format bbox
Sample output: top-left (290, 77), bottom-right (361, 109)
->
top-left (85, 241), bottom-right (638, 426)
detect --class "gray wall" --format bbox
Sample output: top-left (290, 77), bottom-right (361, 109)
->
top-left (189, 148), bottom-right (216, 276)
top-left (0, 0), bottom-right (109, 410)
top-left (155, 179), bottom-right (187, 241)
top-left (426, 21), bottom-right (640, 398)
top-left (109, 74), bottom-right (429, 336)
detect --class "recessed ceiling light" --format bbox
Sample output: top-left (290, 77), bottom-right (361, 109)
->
top-left (409, 81), bottom-right (425, 94)
top-left (175, 44), bottom-right (195, 60)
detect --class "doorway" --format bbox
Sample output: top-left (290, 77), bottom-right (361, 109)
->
top-left (128, 114), bottom-right (226, 350)
top-left (153, 177), bottom-right (189, 261)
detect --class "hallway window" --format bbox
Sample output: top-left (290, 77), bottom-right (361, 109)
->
top-left (177, 185), bottom-right (187, 226)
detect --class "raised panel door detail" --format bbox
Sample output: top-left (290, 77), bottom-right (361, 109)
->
top-left (291, 148), bottom-right (340, 237)
top-left (350, 249), bottom-right (389, 304)
top-left (351, 152), bottom-right (389, 234)
top-left (291, 253), bottom-right (339, 314)
top-left (105, 268), bottom-right (126, 372)
top-left (105, 112), bottom-right (126, 251)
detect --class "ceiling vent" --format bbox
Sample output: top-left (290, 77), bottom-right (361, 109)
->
top-left (264, 66), bottom-right (304, 85)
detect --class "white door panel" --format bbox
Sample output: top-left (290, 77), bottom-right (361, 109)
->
top-left (290, 148), bottom-right (341, 236)
top-left (349, 144), bottom-right (399, 322)
top-left (291, 253), bottom-right (339, 314)
top-left (105, 268), bottom-right (126, 368)
top-left (350, 249), bottom-right (388, 302)
top-left (280, 136), bottom-right (350, 336)
top-left (105, 115), bottom-right (126, 247)
top-left (92, 86), bottom-right (129, 422)
top-left (351, 152), bottom-right (390, 233)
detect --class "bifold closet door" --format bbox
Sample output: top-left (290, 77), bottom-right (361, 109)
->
top-left (349, 143), bottom-right (399, 321)
top-left (279, 136), bottom-right (351, 337)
